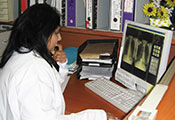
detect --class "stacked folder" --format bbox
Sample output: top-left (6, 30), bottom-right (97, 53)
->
top-left (76, 39), bottom-right (118, 80)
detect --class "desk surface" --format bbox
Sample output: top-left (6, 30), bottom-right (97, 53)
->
top-left (63, 74), bottom-right (175, 120)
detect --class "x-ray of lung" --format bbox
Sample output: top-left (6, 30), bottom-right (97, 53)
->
top-left (122, 35), bottom-right (153, 72)
top-left (134, 40), bottom-right (152, 71)
top-left (123, 35), bottom-right (134, 65)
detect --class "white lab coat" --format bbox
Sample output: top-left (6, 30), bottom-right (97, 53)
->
top-left (0, 49), bottom-right (107, 120)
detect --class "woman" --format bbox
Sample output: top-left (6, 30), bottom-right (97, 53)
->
top-left (0, 4), bottom-right (118, 120)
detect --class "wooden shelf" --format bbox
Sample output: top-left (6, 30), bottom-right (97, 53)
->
top-left (61, 27), bottom-right (123, 38)
top-left (0, 21), bottom-right (13, 24)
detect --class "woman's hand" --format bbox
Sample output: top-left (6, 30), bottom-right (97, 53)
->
top-left (52, 44), bottom-right (67, 63)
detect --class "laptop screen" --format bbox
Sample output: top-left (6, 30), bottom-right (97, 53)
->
top-left (115, 20), bottom-right (173, 94)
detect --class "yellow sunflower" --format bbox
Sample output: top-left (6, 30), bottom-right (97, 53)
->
top-left (157, 6), bottom-right (169, 19)
top-left (143, 3), bottom-right (157, 17)
top-left (165, 0), bottom-right (175, 7)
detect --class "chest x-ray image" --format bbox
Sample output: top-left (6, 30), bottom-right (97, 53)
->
top-left (134, 39), bottom-right (152, 72)
top-left (122, 35), bottom-right (153, 72)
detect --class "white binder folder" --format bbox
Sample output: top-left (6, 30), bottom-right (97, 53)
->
top-left (110, 0), bottom-right (122, 31)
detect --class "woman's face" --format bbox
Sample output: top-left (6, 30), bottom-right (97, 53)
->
top-left (47, 27), bottom-right (62, 52)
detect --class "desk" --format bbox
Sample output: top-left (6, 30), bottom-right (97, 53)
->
top-left (63, 74), bottom-right (175, 119)
top-left (156, 74), bottom-right (175, 120)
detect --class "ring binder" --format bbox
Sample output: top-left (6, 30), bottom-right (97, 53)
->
top-left (66, 0), bottom-right (85, 28)
top-left (86, 0), bottom-right (110, 30)
top-left (110, 0), bottom-right (122, 31)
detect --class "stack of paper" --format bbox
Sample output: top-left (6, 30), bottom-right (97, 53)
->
top-left (77, 39), bottom-right (118, 80)
top-left (79, 65), bottom-right (115, 80)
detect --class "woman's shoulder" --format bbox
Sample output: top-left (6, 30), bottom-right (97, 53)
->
top-left (8, 51), bottom-right (52, 73)
top-left (12, 51), bottom-right (55, 80)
